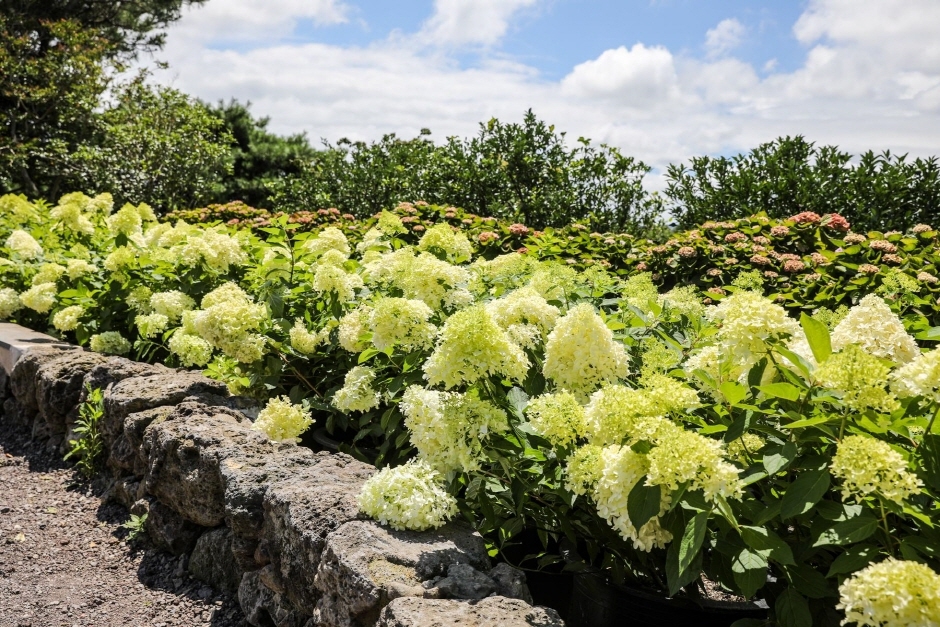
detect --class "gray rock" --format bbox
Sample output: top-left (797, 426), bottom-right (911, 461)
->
top-left (34, 351), bottom-right (109, 433)
top-left (2, 397), bottom-right (31, 429)
top-left (239, 570), bottom-right (307, 627)
top-left (142, 407), bottom-right (320, 536)
top-left (130, 498), bottom-right (150, 518)
top-left (488, 563), bottom-right (534, 604)
top-left (144, 501), bottom-right (205, 556)
top-left (82, 357), bottom-right (172, 398)
top-left (313, 521), bottom-right (490, 627)
top-left (102, 372), bottom-right (229, 442)
top-left (378, 596), bottom-right (565, 627)
top-left (109, 476), bottom-right (142, 510)
top-left (189, 527), bottom-right (244, 592)
top-left (142, 410), bottom-right (246, 527)
top-left (10, 345), bottom-right (80, 413)
top-left (108, 405), bottom-right (175, 475)
top-left (434, 564), bottom-right (497, 600)
top-left (259, 453), bottom-right (375, 615)
top-left (218, 437), bottom-right (320, 540)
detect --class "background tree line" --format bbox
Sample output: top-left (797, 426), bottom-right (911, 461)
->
top-left (2, 1), bottom-right (938, 235)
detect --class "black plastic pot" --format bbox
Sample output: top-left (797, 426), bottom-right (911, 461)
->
top-left (309, 427), bottom-right (340, 452)
top-left (567, 571), bottom-right (767, 627)
top-left (525, 570), bottom-right (574, 620)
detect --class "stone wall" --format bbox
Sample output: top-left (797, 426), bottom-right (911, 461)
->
top-left (0, 326), bottom-right (564, 627)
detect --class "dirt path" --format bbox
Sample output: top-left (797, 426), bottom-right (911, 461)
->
top-left (0, 420), bottom-right (246, 627)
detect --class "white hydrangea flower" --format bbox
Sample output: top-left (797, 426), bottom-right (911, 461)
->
top-left (358, 459), bottom-right (457, 532)
top-left (52, 305), bottom-right (84, 332)
top-left (401, 386), bottom-right (508, 474)
top-left (831, 294), bottom-right (918, 363)
top-left (89, 331), bottom-right (131, 355)
top-left (0, 288), bottom-right (22, 320)
top-left (838, 559), bottom-right (940, 627)
top-left (5, 229), bottom-right (43, 259)
top-left (332, 366), bottom-right (381, 414)
top-left (252, 396), bottom-right (312, 443)
top-left (19, 282), bottom-right (57, 313)
top-left (543, 303), bottom-right (629, 399)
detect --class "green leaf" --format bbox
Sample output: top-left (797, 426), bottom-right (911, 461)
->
top-left (776, 588), bottom-right (812, 627)
top-left (917, 434), bottom-right (940, 492)
top-left (506, 387), bottom-right (529, 417)
top-left (678, 512), bottom-right (709, 577)
top-left (666, 534), bottom-right (703, 596)
top-left (780, 469), bottom-right (831, 519)
top-left (915, 327), bottom-right (940, 341)
top-left (763, 442), bottom-right (798, 476)
top-left (720, 381), bottom-right (748, 406)
top-left (827, 544), bottom-right (880, 577)
top-left (740, 526), bottom-right (795, 565)
top-left (725, 413), bottom-right (751, 442)
top-left (800, 313), bottom-right (832, 364)
top-left (782, 415), bottom-right (834, 430)
top-left (731, 547), bottom-right (768, 599)
top-left (757, 382), bottom-right (801, 402)
top-left (813, 516), bottom-right (878, 547)
top-left (627, 482), bottom-right (662, 531)
top-left (783, 563), bottom-right (832, 598)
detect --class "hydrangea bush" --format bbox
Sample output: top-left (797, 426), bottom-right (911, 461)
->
top-left (3, 191), bottom-right (940, 627)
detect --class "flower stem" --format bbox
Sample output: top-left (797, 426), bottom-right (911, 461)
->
top-left (918, 405), bottom-right (940, 448)
top-left (879, 500), bottom-right (895, 557)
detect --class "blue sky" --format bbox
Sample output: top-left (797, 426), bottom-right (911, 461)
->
top-left (152, 0), bottom-right (940, 182)
top-left (285, 1), bottom-right (809, 79)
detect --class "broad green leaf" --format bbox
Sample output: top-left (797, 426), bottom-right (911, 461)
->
top-left (813, 516), bottom-right (878, 547)
top-left (782, 415), bottom-right (835, 430)
top-left (916, 327), bottom-right (940, 341)
top-left (678, 512), bottom-right (709, 576)
top-left (506, 387), bottom-right (529, 417)
top-left (731, 547), bottom-right (768, 599)
top-left (783, 563), bottom-right (832, 598)
top-left (763, 442), bottom-right (798, 475)
top-left (757, 382), bottom-right (801, 402)
top-left (740, 526), bottom-right (795, 565)
top-left (780, 469), bottom-right (831, 519)
top-left (776, 588), bottom-right (812, 627)
top-left (666, 532), bottom-right (703, 596)
top-left (627, 482), bottom-right (662, 531)
top-left (827, 544), bottom-right (880, 577)
top-left (725, 413), bottom-right (751, 442)
top-left (917, 434), bottom-right (940, 492)
top-left (720, 381), bottom-right (748, 406)
top-left (800, 313), bottom-right (832, 364)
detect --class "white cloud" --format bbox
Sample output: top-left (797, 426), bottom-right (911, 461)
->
top-left (145, 0), bottom-right (940, 185)
top-left (420, 0), bottom-right (540, 47)
top-left (705, 18), bottom-right (746, 58)
top-left (172, 0), bottom-right (349, 43)
top-left (561, 44), bottom-right (681, 107)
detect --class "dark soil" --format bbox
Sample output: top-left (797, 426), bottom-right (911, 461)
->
top-left (0, 419), bottom-right (245, 627)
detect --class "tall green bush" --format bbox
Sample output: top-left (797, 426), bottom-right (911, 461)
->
top-left (269, 111), bottom-right (663, 234)
top-left (665, 136), bottom-right (940, 233)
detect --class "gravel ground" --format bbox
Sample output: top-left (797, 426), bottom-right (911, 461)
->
top-left (0, 417), bottom-right (246, 627)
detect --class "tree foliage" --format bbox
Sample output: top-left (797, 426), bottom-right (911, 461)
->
top-left (206, 100), bottom-right (316, 209)
top-left (270, 111), bottom-right (664, 234)
top-left (2, 0), bottom-right (207, 59)
top-left (0, 0), bottom-right (205, 199)
top-left (665, 136), bottom-right (940, 233)
top-left (75, 81), bottom-right (233, 211)
top-left (0, 17), bottom-right (109, 197)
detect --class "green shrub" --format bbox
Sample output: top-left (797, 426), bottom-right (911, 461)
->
top-left (4, 191), bottom-right (940, 626)
top-left (664, 135), bottom-right (940, 233)
top-left (64, 385), bottom-right (104, 477)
